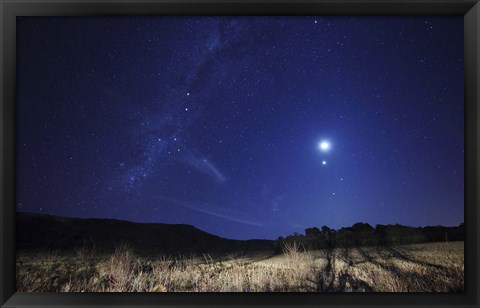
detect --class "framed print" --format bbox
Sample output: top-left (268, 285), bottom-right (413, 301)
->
top-left (1, 0), bottom-right (479, 307)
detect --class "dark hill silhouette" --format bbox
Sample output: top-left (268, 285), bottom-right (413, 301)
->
top-left (16, 212), bottom-right (274, 255)
top-left (17, 212), bottom-right (464, 256)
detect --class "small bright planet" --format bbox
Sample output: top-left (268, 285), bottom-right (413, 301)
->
top-left (322, 161), bottom-right (327, 165)
top-left (319, 141), bottom-right (330, 151)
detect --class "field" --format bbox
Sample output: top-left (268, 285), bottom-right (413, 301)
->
top-left (16, 241), bottom-right (464, 292)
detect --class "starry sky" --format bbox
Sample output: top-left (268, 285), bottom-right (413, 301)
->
top-left (16, 16), bottom-right (464, 240)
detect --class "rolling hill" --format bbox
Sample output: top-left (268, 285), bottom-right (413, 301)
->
top-left (16, 212), bottom-right (274, 255)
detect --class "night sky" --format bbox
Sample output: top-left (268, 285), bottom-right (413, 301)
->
top-left (16, 16), bottom-right (464, 240)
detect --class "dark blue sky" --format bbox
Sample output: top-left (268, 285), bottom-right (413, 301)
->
top-left (16, 16), bottom-right (464, 240)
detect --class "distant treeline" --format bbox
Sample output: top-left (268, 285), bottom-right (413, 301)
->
top-left (274, 223), bottom-right (465, 252)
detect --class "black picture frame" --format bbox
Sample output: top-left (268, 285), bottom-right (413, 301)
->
top-left (1, 0), bottom-right (479, 307)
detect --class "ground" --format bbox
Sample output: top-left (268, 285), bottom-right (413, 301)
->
top-left (16, 241), bottom-right (464, 292)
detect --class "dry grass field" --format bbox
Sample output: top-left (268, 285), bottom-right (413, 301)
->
top-left (16, 241), bottom-right (464, 292)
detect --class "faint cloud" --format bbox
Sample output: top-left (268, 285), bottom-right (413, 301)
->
top-left (179, 152), bottom-right (226, 184)
top-left (158, 196), bottom-right (264, 227)
top-left (271, 195), bottom-right (286, 212)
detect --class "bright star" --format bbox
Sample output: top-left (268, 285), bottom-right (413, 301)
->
top-left (322, 161), bottom-right (327, 165)
top-left (319, 141), bottom-right (330, 151)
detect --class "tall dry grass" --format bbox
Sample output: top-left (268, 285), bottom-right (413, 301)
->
top-left (16, 241), bottom-right (464, 292)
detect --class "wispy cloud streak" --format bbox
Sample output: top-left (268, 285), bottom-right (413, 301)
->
top-left (179, 152), bottom-right (226, 184)
top-left (157, 196), bottom-right (263, 227)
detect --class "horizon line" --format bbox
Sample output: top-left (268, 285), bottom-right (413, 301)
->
top-left (16, 210), bottom-right (465, 241)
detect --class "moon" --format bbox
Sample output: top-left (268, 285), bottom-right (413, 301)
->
top-left (318, 141), bottom-right (330, 152)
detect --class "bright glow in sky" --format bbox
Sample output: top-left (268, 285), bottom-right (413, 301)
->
top-left (319, 141), bottom-right (330, 151)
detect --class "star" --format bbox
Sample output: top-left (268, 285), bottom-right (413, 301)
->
top-left (322, 161), bottom-right (327, 165)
